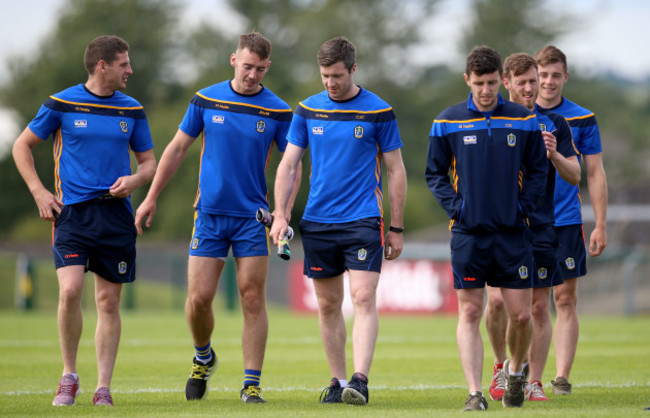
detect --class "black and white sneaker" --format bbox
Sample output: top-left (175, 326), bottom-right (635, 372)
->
top-left (185, 349), bottom-right (218, 400)
top-left (342, 372), bottom-right (369, 405)
top-left (319, 378), bottom-right (343, 404)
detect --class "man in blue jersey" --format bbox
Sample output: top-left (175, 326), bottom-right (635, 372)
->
top-left (534, 45), bottom-right (608, 395)
top-left (426, 46), bottom-right (547, 410)
top-left (484, 53), bottom-right (581, 403)
top-left (135, 32), bottom-right (298, 404)
top-left (12, 35), bottom-right (156, 407)
top-left (270, 37), bottom-right (407, 406)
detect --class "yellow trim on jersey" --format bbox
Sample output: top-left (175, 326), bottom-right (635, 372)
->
top-left (49, 96), bottom-right (143, 111)
top-left (195, 92), bottom-right (292, 113)
top-left (299, 102), bottom-right (393, 115)
top-left (564, 113), bottom-right (595, 121)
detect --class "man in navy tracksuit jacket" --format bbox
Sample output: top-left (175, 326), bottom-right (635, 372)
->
top-left (425, 46), bottom-right (547, 410)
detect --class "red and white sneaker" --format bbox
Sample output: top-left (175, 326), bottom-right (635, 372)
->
top-left (93, 387), bottom-right (114, 406)
top-left (52, 374), bottom-right (80, 406)
top-left (525, 381), bottom-right (549, 401)
top-left (488, 363), bottom-right (506, 401)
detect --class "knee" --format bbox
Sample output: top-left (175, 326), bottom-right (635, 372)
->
top-left (351, 289), bottom-right (375, 311)
top-left (510, 310), bottom-right (532, 328)
top-left (238, 283), bottom-right (265, 315)
top-left (186, 291), bottom-right (214, 312)
top-left (59, 285), bottom-right (83, 307)
top-left (317, 293), bottom-right (343, 317)
top-left (531, 298), bottom-right (549, 320)
top-left (486, 295), bottom-right (506, 315)
top-left (96, 292), bottom-right (121, 315)
top-left (460, 303), bottom-right (483, 325)
top-left (554, 291), bottom-right (577, 312)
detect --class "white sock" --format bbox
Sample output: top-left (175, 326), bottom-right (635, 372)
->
top-left (65, 372), bottom-right (79, 379)
top-left (509, 367), bottom-right (523, 377)
top-left (339, 379), bottom-right (348, 387)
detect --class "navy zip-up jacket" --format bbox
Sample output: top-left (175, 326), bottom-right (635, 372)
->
top-left (426, 93), bottom-right (547, 233)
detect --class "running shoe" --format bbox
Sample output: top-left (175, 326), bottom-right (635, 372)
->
top-left (52, 374), bottom-right (80, 406)
top-left (319, 378), bottom-right (343, 404)
top-left (185, 348), bottom-right (218, 400)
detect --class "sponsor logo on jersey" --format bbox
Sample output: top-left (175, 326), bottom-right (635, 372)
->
top-left (312, 127), bottom-right (324, 135)
top-left (118, 261), bottom-right (128, 275)
top-left (505, 123), bottom-right (512, 128)
top-left (565, 257), bottom-right (575, 270)
top-left (539, 123), bottom-right (547, 132)
top-left (463, 135), bottom-right (477, 145)
top-left (212, 115), bottom-right (225, 124)
top-left (74, 120), bottom-right (87, 128)
top-left (459, 124), bottom-right (475, 129)
top-left (519, 265), bottom-right (529, 279)
top-left (357, 248), bottom-right (367, 261)
top-left (191, 237), bottom-right (199, 250)
top-left (354, 125), bottom-right (364, 139)
top-left (256, 120), bottom-right (266, 133)
top-left (507, 133), bottom-right (517, 147)
top-left (119, 120), bottom-right (129, 133)
top-left (538, 267), bottom-right (548, 280)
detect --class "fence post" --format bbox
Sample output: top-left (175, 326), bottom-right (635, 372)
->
top-left (15, 253), bottom-right (35, 310)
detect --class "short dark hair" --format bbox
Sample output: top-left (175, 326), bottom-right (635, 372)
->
top-left (465, 45), bottom-right (502, 76)
top-left (317, 37), bottom-right (356, 71)
top-left (503, 53), bottom-right (537, 80)
top-left (84, 35), bottom-right (129, 74)
top-left (238, 32), bottom-right (271, 60)
top-left (534, 45), bottom-right (568, 73)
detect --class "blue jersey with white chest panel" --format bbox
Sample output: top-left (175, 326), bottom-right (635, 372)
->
top-left (179, 80), bottom-right (292, 217)
top-left (288, 88), bottom-right (402, 223)
top-left (28, 84), bottom-right (153, 208)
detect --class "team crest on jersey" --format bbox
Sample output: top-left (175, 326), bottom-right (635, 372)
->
top-left (539, 123), bottom-right (547, 132)
top-left (191, 237), bottom-right (200, 250)
top-left (519, 265), bottom-right (529, 279)
top-left (119, 120), bottom-right (129, 133)
top-left (118, 261), bottom-right (128, 275)
top-left (256, 120), bottom-right (266, 133)
top-left (312, 127), bottom-right (324, 135)
top-left (212, 115), bottom-right (225, 124)
top-left (463, 135), bottom-right (477, 145)
top-left (74, 120), bottom-right (87, 128)
top-left (538, 267), bottom-right (548, 280)
top-left (507, 133), bottom-right (517, 147)
top-left (565, 257), bottom-right (576, 270)
top-left (357, 248), bottom-right (367, 261)
top-left (354, 125), bottom-right (364, 139)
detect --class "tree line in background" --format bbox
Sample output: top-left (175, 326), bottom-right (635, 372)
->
top-left (1, 0), bottom-right (648, 241)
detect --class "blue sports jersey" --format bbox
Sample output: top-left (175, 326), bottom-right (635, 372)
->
top-left (540, 97), bottom-right (602, 226)
top-left (28, 84), bottom-right (154, 207)
top-left (426, 93), bottom-right (547, 233)
top-left (179, 80), bottom-right (292, 217)
top-left (288, 88), bottom-right (403, 223)
top-left (530, 105), bottom-right (578, 228)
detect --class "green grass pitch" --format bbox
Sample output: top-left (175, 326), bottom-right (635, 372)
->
top-left (0, 308), bottom-right (648, 416)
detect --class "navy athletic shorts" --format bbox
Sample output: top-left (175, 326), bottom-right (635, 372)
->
top-left (53, 196), bottom-right (137, 283)
top-left (555, 224), bottom-right (587, 279)
top-left (450, 229), bottom-right (534, 289)
top-left (531, 224), bottom-right (562, 288)
top-left (189, 210), bottom-right (269, 258)
top-left (299, 217), bottom-right (384, 279)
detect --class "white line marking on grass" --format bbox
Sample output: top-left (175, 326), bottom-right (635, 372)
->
top-left (2, 382), bottom-right (648, 396)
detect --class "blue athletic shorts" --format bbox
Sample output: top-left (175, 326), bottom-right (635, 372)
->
top-left (531, 224), bottom-right (562, 288)
top-left (450, 229), bottom-right (534, 289)
top-left (299, 217), bottom-right (384, 279)
top-left (189, 210), bottom-right (269, 258)
top-left (53, 197), bottom-right (137, 283)
top-left (555, 224), bottom-right (587, 279)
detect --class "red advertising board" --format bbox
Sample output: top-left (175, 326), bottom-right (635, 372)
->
top-left (288, 259), bottom-right (457, 314)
